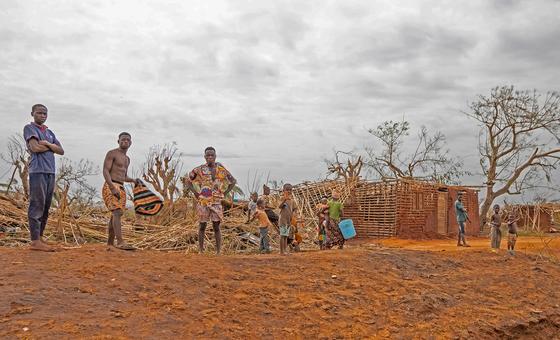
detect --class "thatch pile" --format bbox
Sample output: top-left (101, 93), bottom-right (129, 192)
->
top-left (0, 180), bottom-right (353, 252)
top-left (0, 195), bottom-right (275, 253)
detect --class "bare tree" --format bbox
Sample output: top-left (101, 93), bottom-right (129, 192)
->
top-left (54, 158), bottom-right (99, 237)
top-left (326, 150), bottom-right (363, 183)
top-left (56, 159), bottom-right (98, 194)
top-left (142, 142), bottom-right (182, 202)
top-left (325, 151), bottom-right (363, 204)
top-left (466, 86), bottom-right (560, 229)
top-left (1, 134), bottom-right (30, 198)
top-left (364, 120), bottom-right (466, 184)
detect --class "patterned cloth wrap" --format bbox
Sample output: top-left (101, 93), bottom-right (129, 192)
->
top-left (133, 182), bottom-right (164, 216)
top-left (102, 182), bottom-right (126, 211)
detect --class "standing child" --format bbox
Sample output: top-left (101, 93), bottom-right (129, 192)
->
top-left (24, 104), bottom-right (65, 251)
top-left (490, 204), bottom-right (502, 252)
top-left (326, 190), bottom-right (345, 249)
top-left (249, 198), bottom-right (272, 253)
top-left (507, 211), bottom-right (519, 255)
top-left (316, 197), bottom-right (329, 250)
top-left (278, 183), bottom-right (295, 255)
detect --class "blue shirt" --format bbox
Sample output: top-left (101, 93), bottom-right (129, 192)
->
top-left (23, 123), bottom-right (60, 174)
top-left (455, 200), bottom-right (468, 222)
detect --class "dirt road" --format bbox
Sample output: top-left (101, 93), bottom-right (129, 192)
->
top-left (1, 237), bottom-right (560, 339)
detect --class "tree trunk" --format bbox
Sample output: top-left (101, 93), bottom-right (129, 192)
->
top-left (20, 165), bottom-right (29, 200)
top-left (5, 166), bottom-right (17, 194)
top-left (479, 186), bottom-right (495, 231)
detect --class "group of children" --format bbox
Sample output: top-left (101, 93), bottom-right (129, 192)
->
top-left (247, 183), bottom-right (301, 255)
top-left (246, 185), bottom-right (345, 254)
top-left (489, 204), bottom-right (519, 254)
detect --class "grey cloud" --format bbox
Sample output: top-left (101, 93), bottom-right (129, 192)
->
top-left (337, 23), bottom-right (476, 69)
top-left (313, 129), bottom-right (324, 137)
top-left (1, 0), bottom-right (559, 201)
top-left (224, 50), bottom-right (280, 92)
top-left (235, 7), bottom-right (309, 50)
top-left (491, 0), bottom-right (520, 10)
top-left (497, 26), bottom-right (560, 65)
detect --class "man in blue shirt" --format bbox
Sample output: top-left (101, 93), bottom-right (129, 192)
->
top-left (455, 192), bottom-right (470, 247)
top-left (23, 104), bottom-right (64, 251)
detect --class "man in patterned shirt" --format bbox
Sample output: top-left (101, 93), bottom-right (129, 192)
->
top-left (184, 147), bottom-right (236, 255)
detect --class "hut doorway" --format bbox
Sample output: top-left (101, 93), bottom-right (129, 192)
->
top-left (437, 191), bottom-right (448, 235)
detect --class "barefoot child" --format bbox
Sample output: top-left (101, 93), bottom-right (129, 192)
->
top-left (24, 104), bottom-right (65, 251)
top-left (102, 132), bottom-right (141, 251)
top-left (490, 204), bottom-right (502, 251)
top-left (507, 211), bottom-right (519, 255)
top-left (278, 183), bottom-right (295, 255)
top-left (249, 198), bottom-right (272, 253)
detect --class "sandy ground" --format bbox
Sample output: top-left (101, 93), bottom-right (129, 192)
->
top-left (1, 236), bottom-right (560, 339)
top-left (379, 235), bottom-right (560, 258)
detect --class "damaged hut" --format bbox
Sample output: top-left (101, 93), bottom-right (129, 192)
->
top-left (292, 178), bottom-right (479, 239)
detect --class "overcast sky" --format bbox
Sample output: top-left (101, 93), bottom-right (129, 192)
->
top-left (1, 0), bottom-right (559, 200)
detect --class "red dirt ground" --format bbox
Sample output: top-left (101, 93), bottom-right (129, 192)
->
top-left (1, 236), bottom-right (560, 339)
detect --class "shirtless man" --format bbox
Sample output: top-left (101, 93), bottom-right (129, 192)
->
top-left (102, 132), bottom-right (141, 250)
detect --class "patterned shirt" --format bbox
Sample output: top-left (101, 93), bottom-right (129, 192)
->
top-left (187, 162), bottom-right (235, 205)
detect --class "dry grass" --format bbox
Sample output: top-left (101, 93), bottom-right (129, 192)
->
top-left (0, 194), bottom-right (303, 253)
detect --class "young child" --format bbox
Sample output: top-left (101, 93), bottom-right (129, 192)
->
top-left (247, 192), bottom-right (258, 223)
top-left (249, 198), bottom-right (272, 253)
top-left (278, 183), bottom-right (295, 255)
top-left (316, 197), bottom-right (329, 250)
top-left (507, 211), bottom-right (519, 255)
top-left (490, 204), bottom-right (502, 252)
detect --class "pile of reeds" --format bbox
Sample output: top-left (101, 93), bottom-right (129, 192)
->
top-left (0, 194), bottom-right (279, 253)
top-left (0, 179), bottom-right (357, 252)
